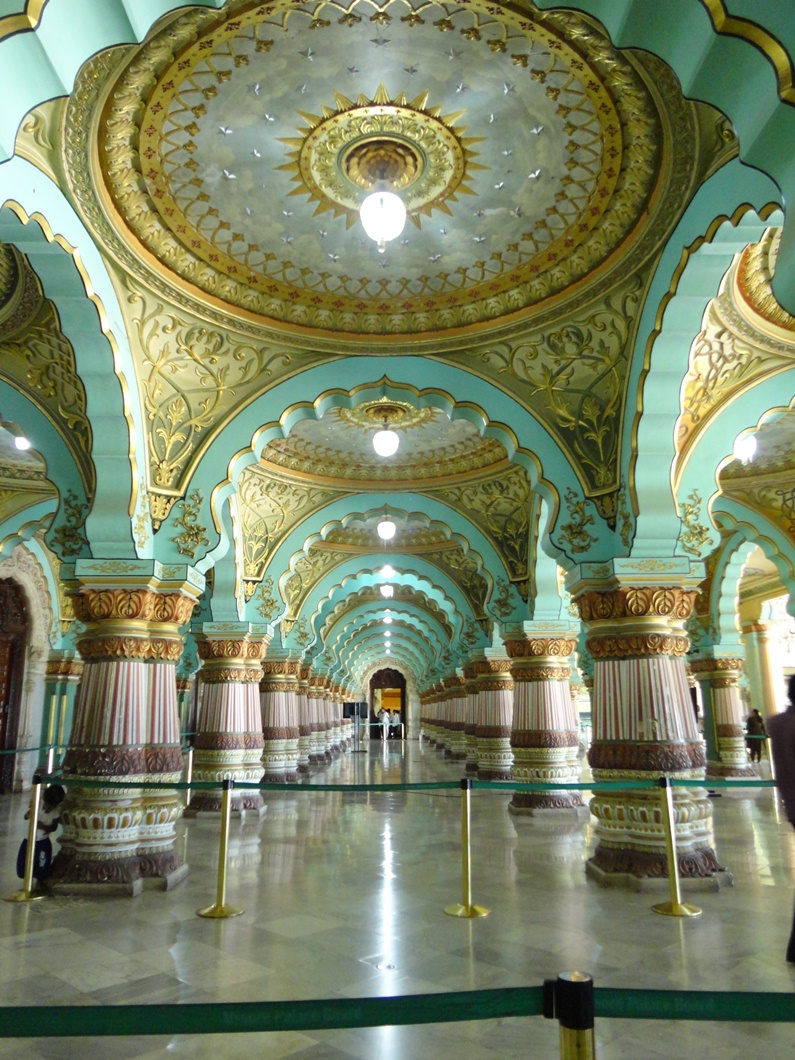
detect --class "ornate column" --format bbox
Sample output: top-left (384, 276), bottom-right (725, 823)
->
top-left (444, 674), bottom-right (467, 761)
top-left (435, 681), bottom-right (451, 753)
top-left (188, 624), bottom-right (267, 817)
top-left (306, 671), bottom-right (325, 763)
top-left (54, 564), bottom-right (201, 892)
top-left (506, 631), bottom-right (583, 816)
top-left (742, 620), bottom-right (784, 720)
top-left (463, 665), bottom-right (479, 773)
top-left (474, 656), bottom-right (514, 780)
top-left (569, 563), bottom-right (722, 886)
top-left (326, 679), bottom-right (342, 754)
top-left (260, 654), bottom-right (300, 783)
top-left (296, 667), bottom-right (311, 773)
top-left (43, 653), bottom-right (84, 767)
top-left (690, 656), bottom-right (754, 778)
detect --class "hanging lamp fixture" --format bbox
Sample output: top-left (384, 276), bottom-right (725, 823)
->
top-left (377, 506), bottom-right (396, 541)
top-left (372, 416), bottom-right (400, 458)
top-left (360, 185), bottom-right (406, 253)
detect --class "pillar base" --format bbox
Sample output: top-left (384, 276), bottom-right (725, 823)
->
top-left (586, 843), bottom-right (726, 887)
top-left (706, 761), bottom-right (756, 779)
top-left (509, 799), bottom-right (590, 821)
top-left (185, 791), bottom-right (265, 817)
top-left (585, 856), bottom-right (732, 893)
top-left (50, 848), bottom-right (187, 893)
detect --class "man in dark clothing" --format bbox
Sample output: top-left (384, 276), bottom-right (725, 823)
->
top-left (745, 708), bottom-right (767, 763)
top-left (767, 675), bottom-right (795, 962)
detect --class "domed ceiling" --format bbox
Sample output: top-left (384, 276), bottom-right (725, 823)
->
top-left (65, 0), bottom-right (708, 343)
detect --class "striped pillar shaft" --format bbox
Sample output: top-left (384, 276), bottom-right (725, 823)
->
top-left (463, 666), bottom-right (479, 773)
top-left (419, 690), bottom-right (428, 741)
top-left (507, 636), bottom-right (582, 814)
top-left (56, 584), bottom-right (196, 890)
top-left (307, 679), bottom-right (325, 762)
top-left (574, 582), bottom-right (721, 884)
top-left (297, 668), bottom-right (311, 772)
top-left (437, 682), bottom-right (452, 754)
top-left (443, 675), bottom-right (467, 761)
top-left (188, 634), bottom-right (266, 815)
top-left (474, 658), bottom-right (514, 780)
top-left (691, 657), bottom-right (754, 778)
top-left (260, 659), bottom-right (300, 782)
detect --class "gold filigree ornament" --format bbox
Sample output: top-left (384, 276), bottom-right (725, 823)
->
top-left (678, 489), bottom-right (712, 557)
top-left (171, 489), bottom-right (209, 559)
top-left (278, 83), bottom-right (484, 227)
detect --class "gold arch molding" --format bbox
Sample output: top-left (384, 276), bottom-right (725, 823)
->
top-left (79, 0), bottom-right (667, 337)
top-left (0, 200), bottom-right (141, 508)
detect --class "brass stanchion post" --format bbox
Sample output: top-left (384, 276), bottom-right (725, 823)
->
top-left (652, 776), bottom-right (702, 918)
top-left (444, 778), bottom-right (489, 919)
top-left (57, 693), bottom-right (68, 767)
top-left (5, 775), bottom-right (46, 903)
top-left (197, 778), bottom-right (244, 919)
top-left (543, 971), bottom-right (596, 1059)
top-left (183, 746), bottom-right (194, 808)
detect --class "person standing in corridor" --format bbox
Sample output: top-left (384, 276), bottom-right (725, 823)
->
top-left (767, 675), bottom-right (795, 962)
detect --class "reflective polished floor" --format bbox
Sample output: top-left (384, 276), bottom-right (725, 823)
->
top-left (1, 738), bottom-right (794, 1058)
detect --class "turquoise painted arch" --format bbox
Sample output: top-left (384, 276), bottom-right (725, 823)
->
top-left (280, 554), bottom-right (477, 653)
top-left (326, 602), bottom-right (449, 662)
top-left (171, 360), bottom-right (599, 567)
top-left (630, 175), bottom-right (783, 557)
top-left (535, 0), bottom-right (795, 315)
top-left (313, 571), bottom-right (461, 643)
top-left (339, 629), bottom-right (435, 681)
top-left (0, 162), bottom-right (147, 559)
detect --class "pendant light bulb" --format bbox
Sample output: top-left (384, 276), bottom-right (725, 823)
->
top-left (360, 189), bottom-right (406, 252)
top-left (373, 423), bottom-right (399, 457)
top-left (377, 518), bottom-right (396, 541)
top-left (380, 584), bottom-right (394, 598)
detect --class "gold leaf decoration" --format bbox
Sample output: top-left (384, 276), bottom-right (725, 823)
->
top-left (171, 489), bottom-right (209, 559)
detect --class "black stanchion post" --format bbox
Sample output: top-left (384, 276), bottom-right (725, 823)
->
top-left (543, 971), bottom-right (595, 1059)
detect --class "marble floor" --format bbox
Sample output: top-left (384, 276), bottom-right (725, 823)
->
top-left (0, 739), bottom-right (794, 1058)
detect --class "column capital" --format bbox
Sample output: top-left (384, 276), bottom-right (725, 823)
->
top-left (690, 656), bottom-right (743, 685)
top-left (195, 624), bottom-right (269, 683)
top-left (67, 559), bottom-right (205, 597)
top-left (565, 558), bottom-right (703, 598)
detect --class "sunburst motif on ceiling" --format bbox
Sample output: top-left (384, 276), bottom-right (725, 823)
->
top-left (277, 82), bottom-right (485, 228)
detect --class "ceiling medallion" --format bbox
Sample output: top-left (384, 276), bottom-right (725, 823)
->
top-left (338, 399), bottom-right (434, 431)
top-left (280, 84), bottom-right (483, 227)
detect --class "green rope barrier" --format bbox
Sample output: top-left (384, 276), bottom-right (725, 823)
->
top-left (32, 772), bottom-right (779, 794)
top-left (0, 987), bottom-right (544, 1038)
top-left (0, 744), bottom-right (59, 756)
top-left (596, 987), bottom-right (795, 1023)
top-left (2, 985), bottom-right (795, 1039)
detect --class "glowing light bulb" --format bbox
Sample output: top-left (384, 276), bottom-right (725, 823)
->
top-left (380, 584), bottom-right (394, 598)
top-left (360, 190), bottom-right (406, 252)
top-left (373, 427), bottom-right (399, 457)
top-left (377, 518), bottom-right (396, 541)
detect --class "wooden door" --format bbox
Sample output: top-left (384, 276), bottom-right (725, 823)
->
top-left (0, 580), bottom-right (27, 794)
